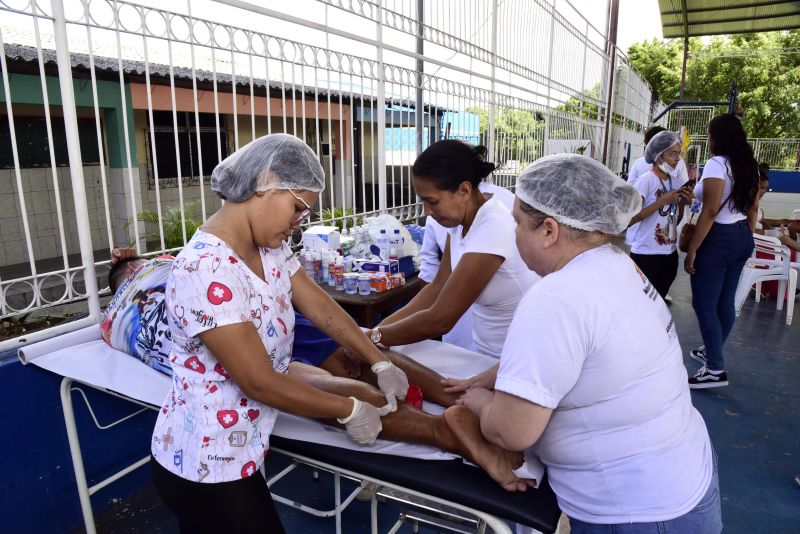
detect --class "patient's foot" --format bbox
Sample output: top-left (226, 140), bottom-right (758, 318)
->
top-left (442, 405), bottom-right (530, 492)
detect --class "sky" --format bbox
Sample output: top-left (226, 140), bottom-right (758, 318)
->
top-left (565, 0), bottom-right (666, 54)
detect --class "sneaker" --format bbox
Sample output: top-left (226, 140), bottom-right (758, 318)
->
top-left (689, 367), bottom-right (728, 389)
top-left (689, 346), bottom-right (707, 365)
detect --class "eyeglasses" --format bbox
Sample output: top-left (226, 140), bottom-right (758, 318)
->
top-left (288, 188), bottom-right (312, 226)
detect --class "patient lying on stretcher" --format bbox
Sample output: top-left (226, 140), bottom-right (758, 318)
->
top-left (101, 249), bottom-right (530, 492)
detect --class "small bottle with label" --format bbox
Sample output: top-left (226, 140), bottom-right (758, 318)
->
top-left (312, 252), bottom-right (322, 284)
top-left (327, 252), bottom-right (336, 286)
top-left (334, 256), bottom-right (345, 291)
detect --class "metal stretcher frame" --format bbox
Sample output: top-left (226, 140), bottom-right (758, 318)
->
top-left (58, 374), bottom-right (557, 534)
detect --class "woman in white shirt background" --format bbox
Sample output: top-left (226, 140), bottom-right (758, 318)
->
top-left (627, 131), bottom-right (691, 300)
top-left (150, 134), bottom-right (407, 533)
top-left (369, 140), bottom-right (538, 358)
top-left (626, 125), bottom-right (689, 188)
top-left (417, 175), bottom-right (516, 351)
top-left (624, 126), bottom-right (691, 258)
top-left (452, 154), bottom-right (721, 533)
top-left (684, 114), bottom-right (759, 389)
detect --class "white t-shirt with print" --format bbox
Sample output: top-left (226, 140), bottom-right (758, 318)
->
top-left (497, 244), bottom-right (712, 524)
top-left (694, 155), bottom-right (747, 224)
top-left (628, 169), bottom-right (687, 255)
top-left (151, 231), bottom-right (300, 483)
top-left (626, 158), bottom-right (688, 245)
top-left (447, 197), bottom-right (538, 357)
top-left (418, 182), bottom-right (516, 351)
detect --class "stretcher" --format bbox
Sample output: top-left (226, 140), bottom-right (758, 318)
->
top-left (18, 325), bottom-right (561, 533)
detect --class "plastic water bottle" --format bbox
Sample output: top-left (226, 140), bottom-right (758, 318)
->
top-left (391, 229), bottom-right (404, 254)
top-left (312, 252), bottom-right (322, 283)
top-left (377, 229), bottom-right (391, 260)
top-left (303, 251), bottom-right (314, 275)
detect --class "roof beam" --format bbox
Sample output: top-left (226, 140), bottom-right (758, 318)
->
top-left (663, 11), bottom-right (800, 27)
top-left (661, 0), bottom-right (795, 16)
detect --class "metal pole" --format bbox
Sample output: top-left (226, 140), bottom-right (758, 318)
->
top-left (61, 378), bottom-right (97, 534)
top-left (488, 0), bottom-right (498, 161)
top-left (601, 0), bottom-right (619, 165)
top-left (678, 0), bottom-right (689, 130)
top-left (545, 1), bottom-right (556, 108)
top-left (51, 0), bottom-right (100, 320)
top-left (376, 0), bottom-right (387, 213)
top-left (415, 0), bottom-right (424, 157)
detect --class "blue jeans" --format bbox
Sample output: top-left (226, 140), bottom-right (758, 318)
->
top-left (569, 450), bottom-right (722, 534)
top-left (690, 220), bottom-right (754, 371)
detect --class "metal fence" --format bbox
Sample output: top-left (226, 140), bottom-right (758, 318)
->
top-left (0, 0), bottom-right (663, 346)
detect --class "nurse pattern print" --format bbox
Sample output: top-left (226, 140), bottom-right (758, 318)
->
top-left (151, 230), bottom-right (299, 483)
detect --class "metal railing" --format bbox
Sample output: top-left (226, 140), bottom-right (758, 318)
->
top-left (0, 0), bottom-right (663, 347)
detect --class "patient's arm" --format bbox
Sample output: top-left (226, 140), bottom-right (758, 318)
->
top-left (288, 362), bottom-right (530, 492)
top-left (321, 347), bottom-right (459, 407)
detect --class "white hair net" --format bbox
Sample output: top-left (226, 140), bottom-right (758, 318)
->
top-left (643, 131), bottom-right (680, 164)
top-left (211, 133), bottom-right (325, 201)
top-left (515, 154), bottom-right (641, 235)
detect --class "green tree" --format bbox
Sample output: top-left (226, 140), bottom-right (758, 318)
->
top-left (627, 31), bottom-right (800, 138)
top-left (135, 201), bottom-right (202, 249)
top-left (465, 106), bottom-right (545, 167)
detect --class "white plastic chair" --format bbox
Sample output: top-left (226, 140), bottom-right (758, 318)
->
top-left (735, 234), bottom-right (797, 325)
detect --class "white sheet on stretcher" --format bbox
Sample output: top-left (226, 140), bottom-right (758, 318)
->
top-left (18, 326), bottom-right (544, 481)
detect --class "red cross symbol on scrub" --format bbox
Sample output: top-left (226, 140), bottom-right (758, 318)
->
top-left (277, 293), bottom-right (289, 313)
top-left (241, 461), bottom-right (257, 478)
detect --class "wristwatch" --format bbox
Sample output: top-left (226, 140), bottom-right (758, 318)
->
top-left (370, 327), bottom-right (388, 350)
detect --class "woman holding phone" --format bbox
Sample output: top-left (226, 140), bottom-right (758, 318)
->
top-left (626, 131), bottom-right (691, 300)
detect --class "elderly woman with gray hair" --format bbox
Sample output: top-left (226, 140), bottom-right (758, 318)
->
top-left (450, 155), bottom-right (721, 533)
top-left (149, 134), bottom-right (408, 533)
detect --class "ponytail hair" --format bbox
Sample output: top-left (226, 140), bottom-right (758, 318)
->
top-left (412, 139), bottom-right (497, 192)
top-left (708, 114), bottom-right (758, 214)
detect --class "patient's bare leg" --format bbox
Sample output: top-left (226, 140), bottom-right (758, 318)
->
top-left (443, 405), bottom-right (531, 492)
top-left (289, 362), bottom-right (526, 492)
top-left (320, 348), bottom-right (459, 407)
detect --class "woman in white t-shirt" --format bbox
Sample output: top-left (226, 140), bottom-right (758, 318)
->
top-left (451, 154), bottom-right (720, 533)
top-left (150, 135), bottom-right (408, 533)
top-left (418, 182), bottom-right (516, 351)
top-left (370, 140), bottom-right (538, 358)
top-left (627, 131), bottom-right (691, 299)
top-left (684, 114), bottom-right (759, 389)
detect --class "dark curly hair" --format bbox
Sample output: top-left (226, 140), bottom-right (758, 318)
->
top-left (108, 257), bottom-right (141, 293)
top-left (412, 139), bottom-right (497, 192)
top-left (708, 114), bottom-right (758, 215)
top-left (643, 125), bottom-right (666, 145)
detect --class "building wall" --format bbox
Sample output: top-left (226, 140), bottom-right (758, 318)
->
top-left (0, 165), bottom-right (144, 267)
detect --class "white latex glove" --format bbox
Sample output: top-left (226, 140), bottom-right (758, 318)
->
top-left (337, 397), bottom-right (383, 445)
top-left (371, 360), bottom-right (410, 413)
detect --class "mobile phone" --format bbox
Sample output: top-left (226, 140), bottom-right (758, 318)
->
top-left (683, 179), bottom-right (697, 189)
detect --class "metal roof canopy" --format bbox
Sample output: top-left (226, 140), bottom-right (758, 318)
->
top-left (659, 0), bottom-right (800, 38)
